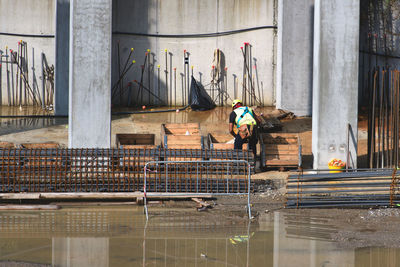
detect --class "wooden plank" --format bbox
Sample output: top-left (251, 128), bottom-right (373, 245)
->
top-left (167, 145), bottom-right (203, 149)
top-left (265, 150), bottom-right (299, 155)
top-left (165, 128), bottom-right (200, 135)
top-left (262, 139), bottom-right (298, 145)
top-left (164, 123), bottom-right (200, 129)
top-left (0, 142), bottom-right (15, 148)
top-left (167, 135), bottom-right (202, 144)
top-left (116, 133), bottom-right (155, 147)
top-left (266, 155), bottom-right (298, 160)
top-left (265, 144), bottom-right (299, 151)
top-left (267, 133), bottom-right (299, 138)
top-left (213, 143), bottom-right (245, 150)
top-left (265, 160), bottom-right (298, 166)
top-left (0, 205), bottom-right (60, 210)
top-left (209, 134), bottom-right (233, 143)
top-left (20, 143), bottom-right (60, 149)
top-left (121, 145), bottom-right (157, 149)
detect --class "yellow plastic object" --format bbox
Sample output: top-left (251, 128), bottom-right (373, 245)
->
top-left (328, 165), bottom-right (345, 173)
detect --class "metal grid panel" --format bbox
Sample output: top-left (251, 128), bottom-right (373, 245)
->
top-left (0, 148), bottom-right (254, 193)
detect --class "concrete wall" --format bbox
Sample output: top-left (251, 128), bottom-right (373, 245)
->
top-left (276, 0), bottom-right (314, 116)
top-left (1, 0), bottom-right (276, 109)
top-left (112, 0), bottom-right (277, 107)
top-left (312, 0), bottom-right (359, 169)
top-left (0, 0), bottom-right (55, 106)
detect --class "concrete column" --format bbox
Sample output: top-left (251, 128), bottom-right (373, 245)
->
top-left (55, 0), bottom-right (70, 116)
top-left (69, 0), bottom-right (112, 148)
top-left (276, 0), bottom-right (314, 116)
top-left (312, 0), bottom-right (359, 169)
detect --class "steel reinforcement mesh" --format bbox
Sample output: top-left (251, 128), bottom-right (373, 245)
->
top-left (0, 148), bottom-right (254, 193)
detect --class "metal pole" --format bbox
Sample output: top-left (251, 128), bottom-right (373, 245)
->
top-left (164, 49), bottom-right (168, 106)
top-left (169, 52), bottom-right (173, 107)
top-left (186, 52), bottom-right (190, 105)
top-left (41, 52), bottom-right (46, 107)
top-left (183, 50), bottom-right (187, 106)
top-left (147, 49), bottom-right (151, 105)
top-left (10, 49), bottom-right (15, 106)
top-left (157, 65), bottom-right (160, 105)
top-left (144, 165), bottom-right (148, 220)
top-left (24, 41), bottom-right (28, 106)
top-left (174, 67), bottom-right (176, 107)
top-left (5, 48), bottom-right (11, 106)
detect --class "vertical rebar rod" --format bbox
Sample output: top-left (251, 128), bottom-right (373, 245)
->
top-left (169, 52), bottom-right (173, 107)
top-left (148, 50), bottom-right (151, 105)
top-left (10, 49), bottom-right (15, 106)
top-left (24, 42), bottom-right (28, 106)
top-left (6, 49), bottom-right (11, 106)
top-left (41, 52), bottom-right (46, 107)
top-left (164, 49), bottom-right (168, 106)
top-left (157, 65), bottom-right (161, 105)
top-left (174, 67), bottom-right (177, 107)
top-left (186, 52), bottom-right (190, 106)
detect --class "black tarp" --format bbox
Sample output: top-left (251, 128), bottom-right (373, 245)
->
top-left (189, 76), bottom-right (216, 111)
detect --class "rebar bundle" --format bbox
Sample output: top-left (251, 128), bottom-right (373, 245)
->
top-left (0, 41), bottom-right (53, 108)
top-left (286, 169), bottom-right (400, 208)
top-left (241, 43), bottom-right (262, 107)
top-left (368, 68), bottom-right (400, 169)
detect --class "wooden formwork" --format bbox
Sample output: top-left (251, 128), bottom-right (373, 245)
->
top-left (260, 133), bottom-right (301, 170)
top-left (208, 133), bottom-right (248, 150)
top-left (161, 123), bottom-right (203, 149)
top-left (115, 134), bottom-right (156, 149)
top-left (0, 142), bottom-right (15, 149)
top-left (20, 143), bottom-right (60, 149)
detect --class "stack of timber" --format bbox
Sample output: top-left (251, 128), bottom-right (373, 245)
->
top-left (208, 133), bottom-right (248, 150)
top-left (259, 133), bottom-right (301, 170)
top-left (116, 133), bottom-right (156, 149)
top-left (286, 169), bottom-right (400, 208)
top-left (161, 123), bottom-right (204, 149)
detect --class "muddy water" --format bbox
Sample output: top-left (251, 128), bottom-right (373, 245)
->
top-left (0, 206), bottom-right (398, 266)
top-left (0, 106), bottom-right (66, 136)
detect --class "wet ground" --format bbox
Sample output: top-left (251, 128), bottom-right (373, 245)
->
top-left (0, 106), bottom-right (398, 265)
top-left (0, 201), bottom-right (399, 267)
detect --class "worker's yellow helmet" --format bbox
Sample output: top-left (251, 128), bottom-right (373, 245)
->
top-left (232, 99), bottom-right (242, 108)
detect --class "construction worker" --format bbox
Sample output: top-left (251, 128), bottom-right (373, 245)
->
top-left (229, 99), bottom-right (260, 156)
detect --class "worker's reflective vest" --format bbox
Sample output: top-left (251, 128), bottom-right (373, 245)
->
top-left (234, 106), bottom-right (257, 128)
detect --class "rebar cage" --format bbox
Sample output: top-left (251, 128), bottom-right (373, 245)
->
top-left (0, 148), bottom-right (254, 193)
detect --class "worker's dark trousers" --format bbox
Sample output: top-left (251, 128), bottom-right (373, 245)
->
top-left (234, 126), bottom-right (258, 156)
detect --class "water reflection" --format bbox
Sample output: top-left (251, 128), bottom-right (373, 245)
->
top-left (0, 106), bottom-right (66, 136)
top-left (0, 207), bottom-right (399, 266)
top-left (0, 206), bottom-right (269, 266)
